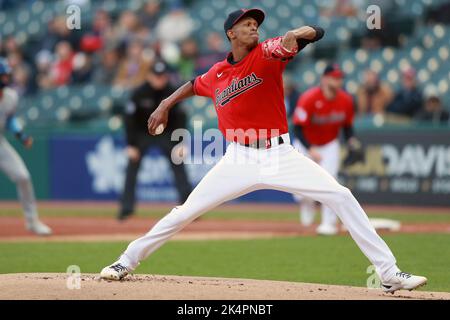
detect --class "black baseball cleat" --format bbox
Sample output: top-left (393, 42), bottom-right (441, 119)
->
top-left (117, 209), bottom-right (134, 221)
top-left (100, 262), bottom-right (130, 280)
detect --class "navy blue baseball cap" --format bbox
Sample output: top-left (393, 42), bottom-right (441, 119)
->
top-left (224, 8), bottom-right (265, 36)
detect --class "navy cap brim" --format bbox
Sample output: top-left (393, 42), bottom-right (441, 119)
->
top-left (229, 8), bottom-right (265, 30)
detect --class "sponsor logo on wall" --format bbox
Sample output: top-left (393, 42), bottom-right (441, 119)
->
top-left (338, 132), bottom-right (450, 205)
top-left (50, 131), bottom-right (449, 205)
top-left (85, 136), bottom-right (213, 201)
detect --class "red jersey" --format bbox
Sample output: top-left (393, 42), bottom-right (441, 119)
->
top-left (51, 53), bottom-right (75, 86)
top-left (292, 86), bottom-right (354, 146)
top-left (193, 37), bottom-right (298, 144)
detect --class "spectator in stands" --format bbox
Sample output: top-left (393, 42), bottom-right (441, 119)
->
top-left (10, 65), bottom-right (33, 96)
top-left (80, 34), bottom-right (103, 54)
top-left (6, 50), bottom-right (25, 71)
top-left (92, 47), bottom-right (120, 85)
top-left (155, 7), bottom-right (194, 43)
top-left (386, 68), bottom-right (423, 118)
top-left (92, 9), bottom-right (114, 39)
top-left (320, 0), bottom-right (358, 17)
top-left (133, 23), bottom-right (155, 45)
top-left (48, 41), bottom-right (75, 87)
top-left (356, 69), bottom-right (393, 116)
top-left (139, 0), bottom-right (162, 30)
top-left (7, 51), bottom-right (33, 95)
top-left (7, 51), bottom-right (32, 78)
top-left (176, 38), bottom-right (199, 82)
top-left (43, 16), bottom-right (81, 52)
top-left (71, 52), bottom-right (94, 84)
top-left (35, 50), bottom-right (53, 89)
top-left (78, 10), bottom-right (113, 55)
top-left (196, 32), bottom-right (227, 75)
top-left (415, 89), bottom-right (449, 125)
top-left (1, 36), bottom-right (21, 57)
top-left (114, 39), bottom-right (151, 90)
top-left (2, 38), bottom-right (33, 93)
top-left (113, 10), bottom-right (142, 47)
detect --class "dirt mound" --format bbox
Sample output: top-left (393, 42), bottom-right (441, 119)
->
top-left (0, 273), bottom-right (448, 300)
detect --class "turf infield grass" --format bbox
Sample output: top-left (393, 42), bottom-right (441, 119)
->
top-left (1, 234), bottom-right (448, 292)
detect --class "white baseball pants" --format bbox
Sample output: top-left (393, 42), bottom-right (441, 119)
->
top-left (292, 139), bottom-right (340, 228)
top-left (119, 134), bottom-right (399, 282)
top-left (0, 136), bottom-right (39, 223)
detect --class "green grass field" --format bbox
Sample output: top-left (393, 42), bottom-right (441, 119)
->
top-left (1, 234), bottom-right (449, 292)
top-left (1, 204), bottom-right (449, 293)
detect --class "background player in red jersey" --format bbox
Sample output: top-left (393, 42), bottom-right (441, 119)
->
top-left (100, 8), bottom-right (427, 293)
top-left (292, 64), bottom-right (359, 235)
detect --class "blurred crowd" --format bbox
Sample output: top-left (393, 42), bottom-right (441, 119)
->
top-left (0, 0), bottom-right (227, 95)
top-left (354, 67), bottom-right (449, 124)
top-left (283, 65), bottom-right (449, 126)
top-left (0, 0), bottom-right (448, 126)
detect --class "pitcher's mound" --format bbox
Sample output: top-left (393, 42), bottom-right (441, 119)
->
top-left (0, 273), bottom-right (448, 300)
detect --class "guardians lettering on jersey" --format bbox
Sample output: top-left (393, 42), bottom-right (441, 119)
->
top-left (215, 72), bottom-right (263, 107)
top-left (310, 112), bottom-right (346, 124)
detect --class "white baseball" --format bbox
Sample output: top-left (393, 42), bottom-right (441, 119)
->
top-left (155, 124), bottom-right (165, 135)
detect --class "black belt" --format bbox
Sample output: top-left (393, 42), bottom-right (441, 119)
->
top-left (241, 136), bottom-right (285, 149)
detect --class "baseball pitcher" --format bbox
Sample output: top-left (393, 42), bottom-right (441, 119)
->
top-left (101, 8), bottom-right (426, 293)
top-left (0, 58), bottom-right (52, 236)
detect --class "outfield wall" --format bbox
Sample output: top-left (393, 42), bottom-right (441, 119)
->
top-left (0, 128), bottom-right (449, 206)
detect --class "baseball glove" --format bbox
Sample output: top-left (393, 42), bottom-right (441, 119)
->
top-left (343, 139), bottom-right (365, 168)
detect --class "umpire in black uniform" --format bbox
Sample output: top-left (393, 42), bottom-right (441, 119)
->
top-left (119, 60), bottom-right (192, 220)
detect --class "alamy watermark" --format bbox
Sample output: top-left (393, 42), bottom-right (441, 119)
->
top-left (65, 5), bottom-right (382, 31)
top-left (366, 265), bottom-right (381, 289)
top-left (66, 265), bottom-right (81, 290)
top-left (66, 4), bottom-right (81, 30)
top-left (366, 5), bottom-right (381, 30)
top-left (167, 123), bottom-right (283, 175)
